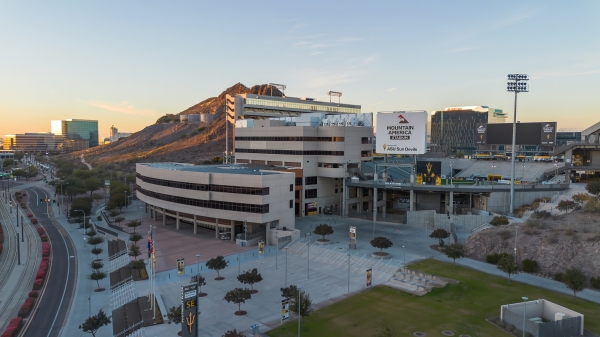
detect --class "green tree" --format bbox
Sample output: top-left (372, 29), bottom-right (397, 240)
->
top-left (126, 220), bottom-right (142, 233)
top-left (206, 256), bottom-right (228, 280)
top-left (89, 261), bottom-right (106, 290)
top-left (556, 200), bottom-right (576, 214)
top-left (237, 268), bottom-right (263, 293)
top-left (454, 151), bottom-right (464, 159)
top-left (2, 158), bottom-right (14, 167)
top-left (572, 192), bottom-right (592, 206)
top-left (370, 236), bottom-right (393, 253)
top-left (13, 152), bottom-right (24, 162)
top-left (91, 247), bottom-right (103, 260)
top-left (223, 288), bottom-right (252, 314)
top-left (129, 232), bottom-right (143, 245)
top-left (313, 224), bottom-right (334, 241)
top-left (280, 285), bottom-right (313, 330)
top-left (191, 274), bottom-right (207, 295)
top-left (113, 216), bottom-right (125, 226)
top-left (586, 181), bottom-right (600, 197)
top-left (442, 243), bottom-right (466, 266)
top-left (496, 255), bottom-right (519, 284)
top-left (12, 169), bottom-right (27, 178)
top-left (128, 243), bottom-right (141, 260)
top-left (166, 305), bottom-right (181, 324)
top-left (79, 308), bottom-right (111, 337)
top-left (84, 177), bottom-right (103, 196)
top-left (87, 236), bottom-right (104, 247)
top-left (70, 197), bottom-right (93, 217)
top-left (562, 268), bottom-right (587, 301)
top-left (222, 330), bottom-right (245, 337)
top-left (91, 193), bottom-right (104, 205)
top-left (429, 228), bottom-right (450, 246)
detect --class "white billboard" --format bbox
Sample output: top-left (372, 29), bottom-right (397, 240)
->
top-left (376, 112), bottom-right (427, 154)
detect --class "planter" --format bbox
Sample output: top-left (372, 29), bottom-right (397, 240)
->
top-left (371, 252), bottom-right (391, 259)
top-left (215, 277), bottom-right (225, 281)
top-left (315, 239), bottom-right (332, 245)
top-left (234, 310), bottom-right (247, 316)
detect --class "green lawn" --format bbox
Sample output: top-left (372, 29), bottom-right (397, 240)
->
top-left (267, 259), bottom-right (600, 337)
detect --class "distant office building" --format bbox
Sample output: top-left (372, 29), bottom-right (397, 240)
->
top-left (0, 150), bottom-right (14, 161)
top-left (12, 133), bottom-right (64, 152)
top-left (110, 126), bottom-right (133, 143)
top-left (61, 139), bottom-right (89, 151)
top-left (3, 135), bottom-right (15, 150)
top-left (51, 119), bottom-right (99, 147)
top-left (430, 106), bottom-right (507, 156)
top-left (556, 131), bottom-right (582, 146)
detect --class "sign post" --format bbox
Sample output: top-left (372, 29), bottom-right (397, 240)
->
top-left (366, 268), bottom-right (372, 287)
top-left (349, 226), bottom-right (356, 249)
top-left (258, 240), bottom-right (265, 255)
top-left (281, 298), bottom-right (290, 322)
top-left (181, 284), bottom-right (198, 337)
top-left (177, 258), bottom-right (185, 276)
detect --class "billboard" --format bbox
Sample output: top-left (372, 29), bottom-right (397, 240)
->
top-left (376, 112), bottom-right (427, 154)
top-left (305, 202), bottom-right (317, 216)
top-left (541, 122), bottom-right (556, 146)
top-left (281, 298), bottom-right (290, 322)
top-left (474, 123), bottom-right (487, 145)
top-left (416, 161), bottom-right (441, 185)
top-left (258, 240), bottom-right (265, 255)
top-left (181, 284), bottom-right (198, 337)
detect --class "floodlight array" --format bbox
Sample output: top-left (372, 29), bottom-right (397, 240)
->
top-left (507, 74), bottom-right (529, 80)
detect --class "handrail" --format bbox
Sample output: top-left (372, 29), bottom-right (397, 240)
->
top-left (110, 276), bottom-right (134, 291)
top-left (113, 320), bottom-right (144, 337)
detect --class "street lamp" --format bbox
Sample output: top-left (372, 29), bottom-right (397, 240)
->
top-left (74, 210), bottom-right (86, 246)
top-left (285, 246), bottom-right (289, 287)
top-left (196, 254), bottom-right (201, 279)
top-left (297, 285), bottom-right (302, 337)
top-left (403, 245), bottom-right (406, 266)
top-left (307, 233), bottom-right (310, 279)
top-left (507, 74), bottom-right (529, 214)
top-left (491, 165), bottom-right (496, 188)
top-left (522, 296), bottom-right (528, 337)
top-left (449, 162), bottom-right (453, 185)
top-left (275, 231), bottom-right (278, 269)
top-left (347, 249), bottom-right (351, 293)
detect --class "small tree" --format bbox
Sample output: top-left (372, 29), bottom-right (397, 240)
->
top-left (586, 181), bottom-right (600, 197)
top-left (206, 255), bottom-right (228, 280)
top-left (223, 288), bottom-right (252, 314)
top-left (572, 193), bottom-right (592, 207)
top-left (191, 274), bottom-right (207, 296)
top-left (291, 291), bottom-right (313, 331)
top-left (429, 228), bottom-right (450, 246)
top-left (370, 236), bottom-right (393, 253)
top-left (129, 233), bottom-right (143, 245)
top-left (128, 243), bottom-right (141, 260)
top-left (108, 210), bottom-right (121, 219)
top-left (443, 243), bottom-right (466, 266)
top-left (166, 305), bottom-right (182, 324)
top-left (222, 330), bottom-right (245, 337)
top-left (556, 200), bottom-right (576, 214)
top-left (562, 268), bottom-right (586, 301)
top-left (91, 247), bottom-right (103, 260)
top-left (237, 268), bottom-right (263, 293)
top-left (126, 220), bottom-right (142, 233)
top-left (496, 255), bottom-right (519, 284)
top-left (313, 224), bottom-right (334, 241)
top-left (87, 236), bottom-right (104, 248)
top-left (79, 308), bottom-right (111, 337)
top-left (89, 261), bottom-right (106, 290)
top-left (113, 216), bottom-right (125, 226)
top-left (490, 216), bottom-right (509, 226)
top-left (91, 193), bottom-right (104, 205)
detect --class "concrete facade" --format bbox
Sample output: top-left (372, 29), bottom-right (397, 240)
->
top-left (136, 163), bottom-right (295, 245)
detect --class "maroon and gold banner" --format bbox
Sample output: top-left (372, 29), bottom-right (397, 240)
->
top-left (366, 268), bottom-right (372, 287)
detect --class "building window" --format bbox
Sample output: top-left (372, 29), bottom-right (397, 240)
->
top-left (267, 161), bottom-right (282, 166)
top-left (305, 176), bottom-right (317, 185)
top-left (305, 189), bottom-right (317, 199)
top-left (286, 162), bottom-right (301, 167)
top-left (295, 177), bottom-right (302, 186)
top-left (236, 149), bottom-right (344, 156)
top-left (236, 159), bottom-right (250, 164)
top-left (290, 184), bottom-right (293, 191)
top-left (136, 173), bottom-right (269, 195)
top-left (335, 189), bottom-right (338, 193)
top-left (295, 190), bottom-right (300, 199)
top-left (251, 160), bottom-right (265, 164)
top-left (289, 200), bottom-right (293, 208)
top-left (235, 136), bottom-right (345, 142)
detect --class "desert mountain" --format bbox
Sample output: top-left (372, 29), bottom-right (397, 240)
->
top-left (79, 83), bottom-right (283, 167)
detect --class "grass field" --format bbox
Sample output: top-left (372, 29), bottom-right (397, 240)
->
top-left (267, 259), bottom-right (600, 337)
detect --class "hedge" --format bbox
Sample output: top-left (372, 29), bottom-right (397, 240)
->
top-left (1, 317), bottom-right (23, 337)
top-left (26, 214), bottom-right (32, 218)
top-left (18, 297), bottom-right (35, 318)
top-left (28, 291), bottom-right (38, 298)
top-left (37, 227), bottom-right (45, 236)
top-left (40, 235), bottom-right (48, 242)
top-left (0, 244), bottom-right (3, 256)
top-left (32, 279), bottom-right (43, 290)
top-left (31, 218), bottom-right (38, 224)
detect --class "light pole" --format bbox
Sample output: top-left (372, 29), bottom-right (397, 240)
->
top-left (507, 74), bottom-right (529, 214)
top-left (74, 210), bottom-right (86, 246)
top-left (285, 246), bottom-right (289, 287)
top-left (347, 249), bottom-right (351, 293)
top-left (307, 233), bottom-right (310, 279)
top-left (522, 296), bottom-right (528, 337)
top-left (514, 225), bottom-right (519, 263)
top-left (491, 164), bottom-right (496, 189)
top-left (275, 231), bottom-right (278, 269)
top-left (449, 162), bottom-right (453, 185)
top-left (196, 254), bottom-right (200, 277)
top-left (403, 245), bottom-right (406, 266)
top-left (297, 285), bottom-right (302, 337)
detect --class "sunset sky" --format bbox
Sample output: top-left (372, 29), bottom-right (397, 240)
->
top-left (1, 1), bottom-right (599, 139)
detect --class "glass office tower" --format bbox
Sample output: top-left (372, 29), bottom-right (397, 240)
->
top-left (60, 119), bottom-right (99, 147)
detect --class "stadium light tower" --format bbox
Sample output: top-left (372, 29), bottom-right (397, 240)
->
top-left (507, 74), bottom-right (529, 215)
top-left (327, 91), bottom-right (342, 104)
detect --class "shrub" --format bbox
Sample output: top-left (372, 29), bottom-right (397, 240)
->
top-left (590, 276), bottom-right (600, 289)
top-left (31, 218), bottom-right (38, 224)
top-left (42, 249), bottom-right (50, 257)
top-left (28, 291), bottom-right (38, 298)
top-left (97, 215), bottom-right (102, 221)
top-left (32, 279), bottom-right (43, 290)
top-left (18, 297), bottom-right (36, 317)
top-left (522, 259), bottom-right (538, 273)
top-left (37, 228), bottom-right (46, 236)
top-left (1, 317), bottom-right (23, 337)
top-left (130, 260), bottom-right (146, 270)
top-left (486, 252), bottom-right (511, 265)
top-left (27, 213), bottom-right (32, 218)
top-left (490, 216), bottom-right (509, 226)
top-left (40, 235), bottom-right (48, 242)
top-left (554, 272), bottom-right (564, 282)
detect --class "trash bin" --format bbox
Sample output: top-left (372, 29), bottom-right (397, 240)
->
top-left (250, 324), bottom-right (259, 334)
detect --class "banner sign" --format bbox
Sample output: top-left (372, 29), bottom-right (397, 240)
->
top-left (416, 161), bottom-right (442, 185)
top-left (366, 268), bottom-right (372, 287)
top-left (305, 202), bottom-right (317, 216)
top-left (177, 258), bottom-right (185, 275)
top-left (181, 284), bottom-right (198, 337)
top-left (104, 180), bottom-right (110, 198)
top-left (258, 240), bottom-right (265, 255)
top-left (281, 298), bottom-right (290, 322)
top-left (376, 112), bottom-right (427, 154)
top-left (474, 123), bottom-right (487, 145)
top-left (349, 226), bottom-right (356, 244)
top-left (541, 122), bottom-right (556, 146)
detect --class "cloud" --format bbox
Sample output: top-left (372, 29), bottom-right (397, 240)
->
top-left (492, 9), bottom-right (538, 29)
top-left (446, 46), bottom-right (477, 54)
top-left (87, 100), bottom-right (157, 116)
top-left (531, 70), bottom-right (600, 79)
top-left (309, 51), bottom-right (323, 56)
top-left (385, 87), bottom-right (396, 92)
top-left (303, 69), bottom-right (363, 88)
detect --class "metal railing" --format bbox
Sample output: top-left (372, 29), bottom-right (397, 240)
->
top-left (235, 230), bottom-right (266, 241)
top-left (113, 320), bottom-right (144, 337)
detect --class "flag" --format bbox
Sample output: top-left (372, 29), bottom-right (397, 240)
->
top-left (148, 236), bottom-right (154, 258)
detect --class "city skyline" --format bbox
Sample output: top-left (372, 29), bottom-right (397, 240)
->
top-left (1, 1), bottom-right (599, 138)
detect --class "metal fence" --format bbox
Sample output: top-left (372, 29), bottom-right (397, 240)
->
top-left (502, 309), bottom-right (582, 337)
top-left (347, 209), bottom-right (407, 224)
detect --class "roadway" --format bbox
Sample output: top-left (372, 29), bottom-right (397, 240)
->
top-left (21, 186), bottom-right (77, 337)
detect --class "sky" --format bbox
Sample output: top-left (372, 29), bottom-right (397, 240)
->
top-left (1, 1), bottom-right (599, 139)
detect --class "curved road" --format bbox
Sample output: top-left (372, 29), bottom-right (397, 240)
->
top-left (22, 186), bottom-right (77, 337)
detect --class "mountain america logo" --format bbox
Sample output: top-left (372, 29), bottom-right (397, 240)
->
top-left (477, 125), bottom-right (486, 133)
top-left (397, 114), bottom-right (409, 123)
top-left (543, 123), bottom-right (554, 133)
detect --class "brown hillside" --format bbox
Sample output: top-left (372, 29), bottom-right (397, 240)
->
top-left (79, 83), bottom-right (283, 166)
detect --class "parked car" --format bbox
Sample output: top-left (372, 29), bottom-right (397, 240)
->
top-left (220, 232), bottom-right (231, 240)
top-left (323, 206), bottom-right (333, 215)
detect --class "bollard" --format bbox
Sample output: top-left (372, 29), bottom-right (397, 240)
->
top-left (169, 274), bottom-right (170, 279)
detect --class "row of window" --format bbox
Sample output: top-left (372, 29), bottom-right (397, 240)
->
top-left (305, 176), bottom-right (317, 185)
top-left (235, 149), bottom-right (344, 156)
top-left (235, 136), bottom-right (345, 142)
top-left (245, 98), bottom-right (361, 114)
top-left (318, 163), bottom-right (341, 168)
top-left (305, 189), bottom-right (317, 199)
top-left (137, 186), bottom-right (270, 214)
top-left (136, 174), bottom-right (269, 195)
